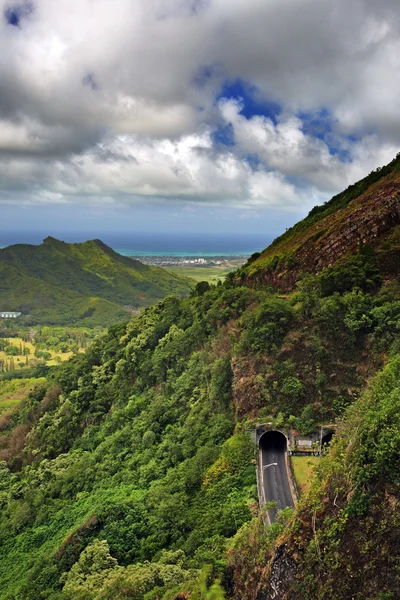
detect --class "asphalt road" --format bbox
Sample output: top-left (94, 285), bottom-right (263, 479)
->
top-left (260, 431), bottom-right (295, 523)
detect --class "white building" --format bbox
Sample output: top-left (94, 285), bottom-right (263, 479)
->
top-left (0, 312), bottom-right (22, 319)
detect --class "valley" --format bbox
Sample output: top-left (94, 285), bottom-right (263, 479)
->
top-left (128, 255), bottom-right (247, 284)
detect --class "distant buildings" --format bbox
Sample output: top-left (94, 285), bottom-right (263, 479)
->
top-left (0, 312), bottom-right (22, 318)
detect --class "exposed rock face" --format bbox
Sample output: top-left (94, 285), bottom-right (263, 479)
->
top-left (231, 355), bottom-right (273, 416)
top-left (244, 181), bottom-right (400, 291)
top-left (309, 186), bottom-right (400, 273)
top-left (268, 544), bottom-right (298, 600)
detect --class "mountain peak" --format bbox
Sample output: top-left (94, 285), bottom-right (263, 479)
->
top-left (86, 238), bottom-right (112, 251)
top-left (43, 236), bottom-right (65, 246)
top-left (0, 235), bottom-right (192, 325)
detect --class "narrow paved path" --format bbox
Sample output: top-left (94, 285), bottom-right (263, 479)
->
top-left (260, 431), bottom-right (295, 523)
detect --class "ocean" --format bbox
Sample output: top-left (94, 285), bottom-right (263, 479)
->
top-left (0, 231), bottom-right (269, 258)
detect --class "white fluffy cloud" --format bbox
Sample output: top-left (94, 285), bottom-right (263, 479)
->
top-left (0, 130), bottom-right (303, 208)
top-left (0, 0), bottom-right (399, 212)
top-left (218, 99), bottom-right (399, 193)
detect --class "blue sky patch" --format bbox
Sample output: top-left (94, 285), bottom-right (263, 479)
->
top-left (217, 79), bottom-right (280, 123)
top-left (211, 122), bottom-right (235, 148)
top-left (299, 108), bottom-right (355, 160)
top-left (4, 1), bottom-right (33, 27)
top-left (298, 108), bottom-right (334, 141)
top-left (244, 153), bottom-right (262, 169)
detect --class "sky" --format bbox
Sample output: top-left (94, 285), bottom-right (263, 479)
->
top-left (0, 0), bottom-right (400, 246)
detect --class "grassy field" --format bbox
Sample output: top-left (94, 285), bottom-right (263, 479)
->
top-left (0, 337), bottom-right (73, 370)
top-left (0, 377), bottom-right (46, 414)
top-left (165, 266), bottom-right (234, 284)
top-left (291, 455), bottom-right (319, 495)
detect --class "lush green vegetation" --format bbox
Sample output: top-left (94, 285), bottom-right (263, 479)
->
top-left (290, 456), bottom-right (318, 496)
top-left (234, 355), bottom-right (400, 599)
top-left (0, 328), bottom-right (103, 375)
top-left (0, 256), bottom-right (398, 598)
top-left (31, 326), bottom-right (100, 353)
top-left (0, 237), bottom-right (192, 326)
top-left (0, 292), bottom-right (260, 598)
top-left (166, 265), bottom-right (233, 284)
top-left (0, 377), bottom-right (46, 415)
top-left (0, 159), bottom-right (399, 598)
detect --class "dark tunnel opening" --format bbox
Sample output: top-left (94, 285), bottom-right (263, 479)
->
top-left (259, 430), bottom-right (288, 451)
top-left (258, 430), bottom-right (294, 520)
top-left (321, 431), bottom-right (334, 446)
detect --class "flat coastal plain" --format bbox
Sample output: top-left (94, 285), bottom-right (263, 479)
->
top-left (128, 256), bottom-right (247, 284)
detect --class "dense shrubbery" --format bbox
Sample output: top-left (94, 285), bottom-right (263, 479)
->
top-left (318, 246), bottom-right (382, 296)
top-left (0, 272), bottom-right (398, 598)
top-left (238, 298), bottom-right (294, 354)
top-left (286, 356), bottom-right (400, 599)
top-left (0, 291), bottom-right (261, 599)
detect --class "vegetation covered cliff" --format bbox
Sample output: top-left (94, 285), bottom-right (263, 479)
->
top-left (0, 237), bottom-right (192, 326)
top-left (0, 157), bottom-right (399, 599)
top-left (238, 153), bottom-right (400, 291)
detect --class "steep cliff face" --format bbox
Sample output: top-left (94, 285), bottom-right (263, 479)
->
top-left (297, 184), bottom-right (400, 276)
top-left (240, 157), bottom-right (400, 291)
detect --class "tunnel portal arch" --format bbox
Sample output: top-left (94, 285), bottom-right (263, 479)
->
top-left (259, 429), bottom-right (289, 453)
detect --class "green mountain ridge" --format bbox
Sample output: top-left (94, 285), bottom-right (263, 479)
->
top-left (237, 152), bottom-right (400, 290)
top-left (0, 157), bottom-right (399, 598)
top-left (0, 237), bottom-right (193, 325)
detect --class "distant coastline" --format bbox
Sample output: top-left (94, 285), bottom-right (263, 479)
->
top-left (0, 231), bottom-right (269, 259)
top-left (116, 249), bottom-right (252, 258)
top-left (116, 250), bottom-right (251, 268)
top-left (123, 254), bottom-right (248, 269)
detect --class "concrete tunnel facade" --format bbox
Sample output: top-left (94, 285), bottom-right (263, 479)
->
top-left (259, 429), bottom-right (289, 453)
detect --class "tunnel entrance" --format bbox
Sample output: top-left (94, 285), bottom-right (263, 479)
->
top-left (259, 430), bottom-right (288, 452)
top-left (321, 431), bottom-right (333, 446)
top-left (258, 430), bottom-right (294, 522)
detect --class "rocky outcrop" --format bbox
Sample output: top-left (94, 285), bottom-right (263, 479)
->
top-left (310, 185), bottom-right (400, 272)
top-left (244, 181), bottom-right (400, 291)
top-left (265, 544), bottom-right (298, 600)
top-left (231, 355), bottom-right (273, 416)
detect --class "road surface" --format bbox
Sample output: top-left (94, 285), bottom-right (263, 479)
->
top-left (260, 431), bottom-right (295, 523)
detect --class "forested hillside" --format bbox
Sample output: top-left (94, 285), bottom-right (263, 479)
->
top-left (0, 237), bottom-right (192, 326)
top-left (0, 159), bottom-right (399, 599)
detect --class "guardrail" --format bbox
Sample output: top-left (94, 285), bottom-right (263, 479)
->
top-left (285, 450), bottom-right (300, 504)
